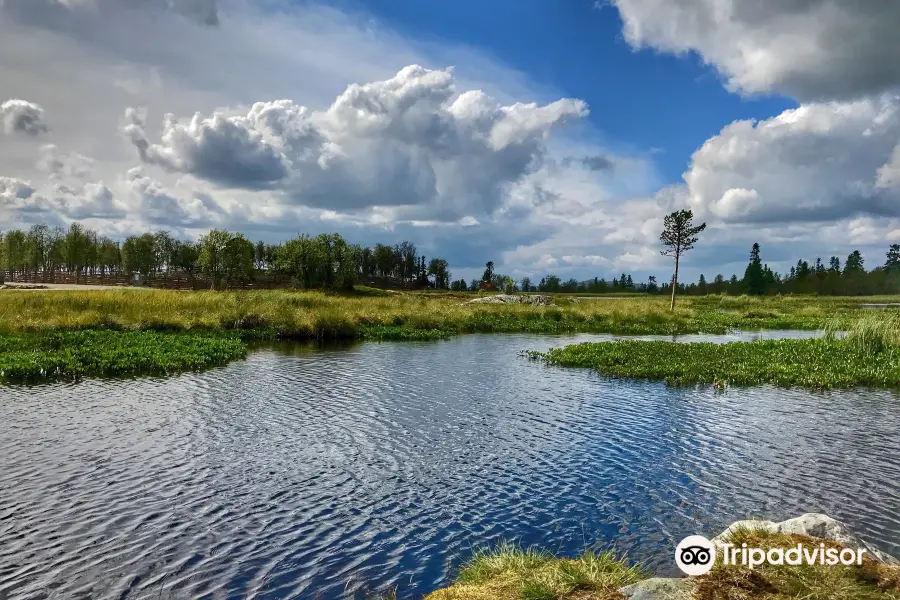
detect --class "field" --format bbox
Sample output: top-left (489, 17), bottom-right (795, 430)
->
top-left (0, 287), bottom-right (898, 382)
top-left (0, 287), bottom-right (887, 337)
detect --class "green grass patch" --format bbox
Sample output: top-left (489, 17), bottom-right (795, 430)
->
top-left (0, 330), bottom-right (246, 383)
top-left (529, 336), bottom-right (900, 389)
top-left (424, 542), bottom-right (645, 600)
top-left (422, 531), bottom-right (900, 600)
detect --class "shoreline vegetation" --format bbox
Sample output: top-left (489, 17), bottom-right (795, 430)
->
top-left (528, 312), bottom-right (900, 390)
top-left (419, 524), bottom-right (900, 600)
top-left (0, 288), bottom-right (898, 382)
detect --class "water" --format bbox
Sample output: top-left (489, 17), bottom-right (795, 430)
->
top-left (2, 331), bottom-right (899, 600)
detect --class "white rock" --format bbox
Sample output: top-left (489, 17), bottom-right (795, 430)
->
top-left (620, 577), bottom-right (694, 599)
top-left (713, 513), bottom-right (898, 564)
top-left (462, 294), bottom-right (553, 306)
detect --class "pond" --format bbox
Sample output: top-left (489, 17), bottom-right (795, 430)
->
top-left (2, 331), bottom-right (899, 599)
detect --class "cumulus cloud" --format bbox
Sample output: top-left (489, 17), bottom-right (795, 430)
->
top-left (47, 180), bottom-right (126, 219)
top-left (36, 144), bottom-right (95, 180)
top-left (124, 65), bottom-right (588, 218)
top-left (124, 107), bottom-right (290, 189)
top-left (681, 94), bottom-right (900, 223)
top-left (125, 167), bottom-right (222, 226)
top-left (612, 0), bottom-right (900, 101)
top-left (1, 99), bottom-right (48, 135)
top-left (0, 176), bottom-right (35, 202)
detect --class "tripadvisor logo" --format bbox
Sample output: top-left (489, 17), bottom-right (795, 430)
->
top-left (675, 534), bottom-right (868, 576)
top-left (675, 535), bottom-right (716, 576)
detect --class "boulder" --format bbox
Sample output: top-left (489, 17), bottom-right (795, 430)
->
top-left (620, 577), bottom-right (694, 599)
top-left (463, 294), bottom-right (553, 306)
top-left (713, 513), bottom-right (898, 564)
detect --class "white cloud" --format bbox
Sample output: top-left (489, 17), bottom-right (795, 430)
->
top-left (125, 167), bottom-right (222, 227)
top-left (681, 94), bottom-right (900, 224)
top-left (124, 65), bottom-right (588, 219)
top-left (0, 176), bottom-right (34, 202)
top-left (0, 0), bottom-right (654, 282)
top-left (612, 0), bottom-right (900, 101)
top-left (1, 98), bottom-right (48, 135)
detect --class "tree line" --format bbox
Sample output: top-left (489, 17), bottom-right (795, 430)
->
top-left (0, 223), bottom-right (451, 290)
top-left (3, 219), bottom-right (899, 296)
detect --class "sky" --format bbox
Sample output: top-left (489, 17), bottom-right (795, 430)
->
top-left (1, 0), bottom-right (899, 285)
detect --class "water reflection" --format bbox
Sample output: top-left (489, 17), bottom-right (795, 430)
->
top-left (1, 331), bottom-right (898, 600)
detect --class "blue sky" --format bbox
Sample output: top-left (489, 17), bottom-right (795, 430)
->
top-left (1, 0), bottom-right (899, 284)
top-left (328, 0), bottom-right (796, 183)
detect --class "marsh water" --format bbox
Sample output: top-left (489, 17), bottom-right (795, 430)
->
top-left (2, 331), bottom-right (899, 600)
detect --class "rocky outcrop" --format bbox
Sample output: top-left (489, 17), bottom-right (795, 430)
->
top-left (463, 294), bottom-right (553, 306)
top-left (618, 513), bottom-right (898, 599)
top-left (713, 512), bottom-right (899, 565)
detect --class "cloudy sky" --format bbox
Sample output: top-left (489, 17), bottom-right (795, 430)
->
top-left (1, 0), bottom-right (899, 284)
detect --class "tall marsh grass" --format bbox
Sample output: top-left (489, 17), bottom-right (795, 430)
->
top-left (825, 311), bottom-right (900, 356)
top-left (0, 289), bottom-right (883, 340)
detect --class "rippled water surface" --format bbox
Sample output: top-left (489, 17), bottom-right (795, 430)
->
top-left (2, 331), bottom-right (900, 600)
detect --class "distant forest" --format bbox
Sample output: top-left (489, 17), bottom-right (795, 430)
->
top-left (2, 222), bottom-right (899, 295)
top-left (518, 242), bottom-right (900, 296)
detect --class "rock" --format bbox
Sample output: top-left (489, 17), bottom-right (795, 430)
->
top-left (462, 294), bottom-right (553, 306)
top-left (619, 577), bottom-right (694, 599)
top-left (713, 513), bottom-right (898, 565)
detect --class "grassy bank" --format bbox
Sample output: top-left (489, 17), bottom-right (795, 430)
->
top-left (425, 529), bottom-right (900, 600)
top-left (0, 288), bottom-right (895, 382)
top-left (0, 288), bottom-right (888, 339)
top-left (423, 542), bottom-right (645, 600)
top-left (529, 313), bottom-right (900, 389)
top-left (0, 330), bottom-right (246, 383)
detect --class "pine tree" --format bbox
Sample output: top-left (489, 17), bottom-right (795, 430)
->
top-left (744, 243), bottom-right (766, 295)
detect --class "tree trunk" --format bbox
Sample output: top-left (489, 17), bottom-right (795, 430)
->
top-left (670, 254), bottom-right (680, 310)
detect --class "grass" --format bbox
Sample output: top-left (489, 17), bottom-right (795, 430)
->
top-left (528, 312), bottom-right (900, 389)
top-left (695, 527), bottom-right (900, 600)
top-left (423, 542), bottom-right (645, 600)
top-left (422, 530), bottom-right (900, 600)
top-left (0, 288), bottom-right (896, 382)
top-left (0, 330), bottom-right (246, 383)
top-left (0, 289), bottom-right (887, 340)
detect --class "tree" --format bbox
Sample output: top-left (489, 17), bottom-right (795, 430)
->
top-left (62, 223), bottom-right (92, 283)
top-left (743, 243), bottom-right (766, 295)
top-left (520, 276), bottom-right (532, 292)
top-left (123, 233), bottom-right (156, 277)
top-left (697, 274), bottom-right (707, 295)
top-left (647, 275), bottom-right (658, 293)
top-left (660, 209), bottom-right (706, 309)
top-left (886, 244), bottom-right (900, 271)
top-left (373, 244), bottom-right (396, 279)
top-left (427, 258), bottom-right (450, 289)
top-left (829, 256), bottom-right (841, 273)
top-left (198, 229), bottom-right (233, 290)
top-left (844, 250), bottom-right (865, 275)
top-left (482, 261), bottom-right (494, 285)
